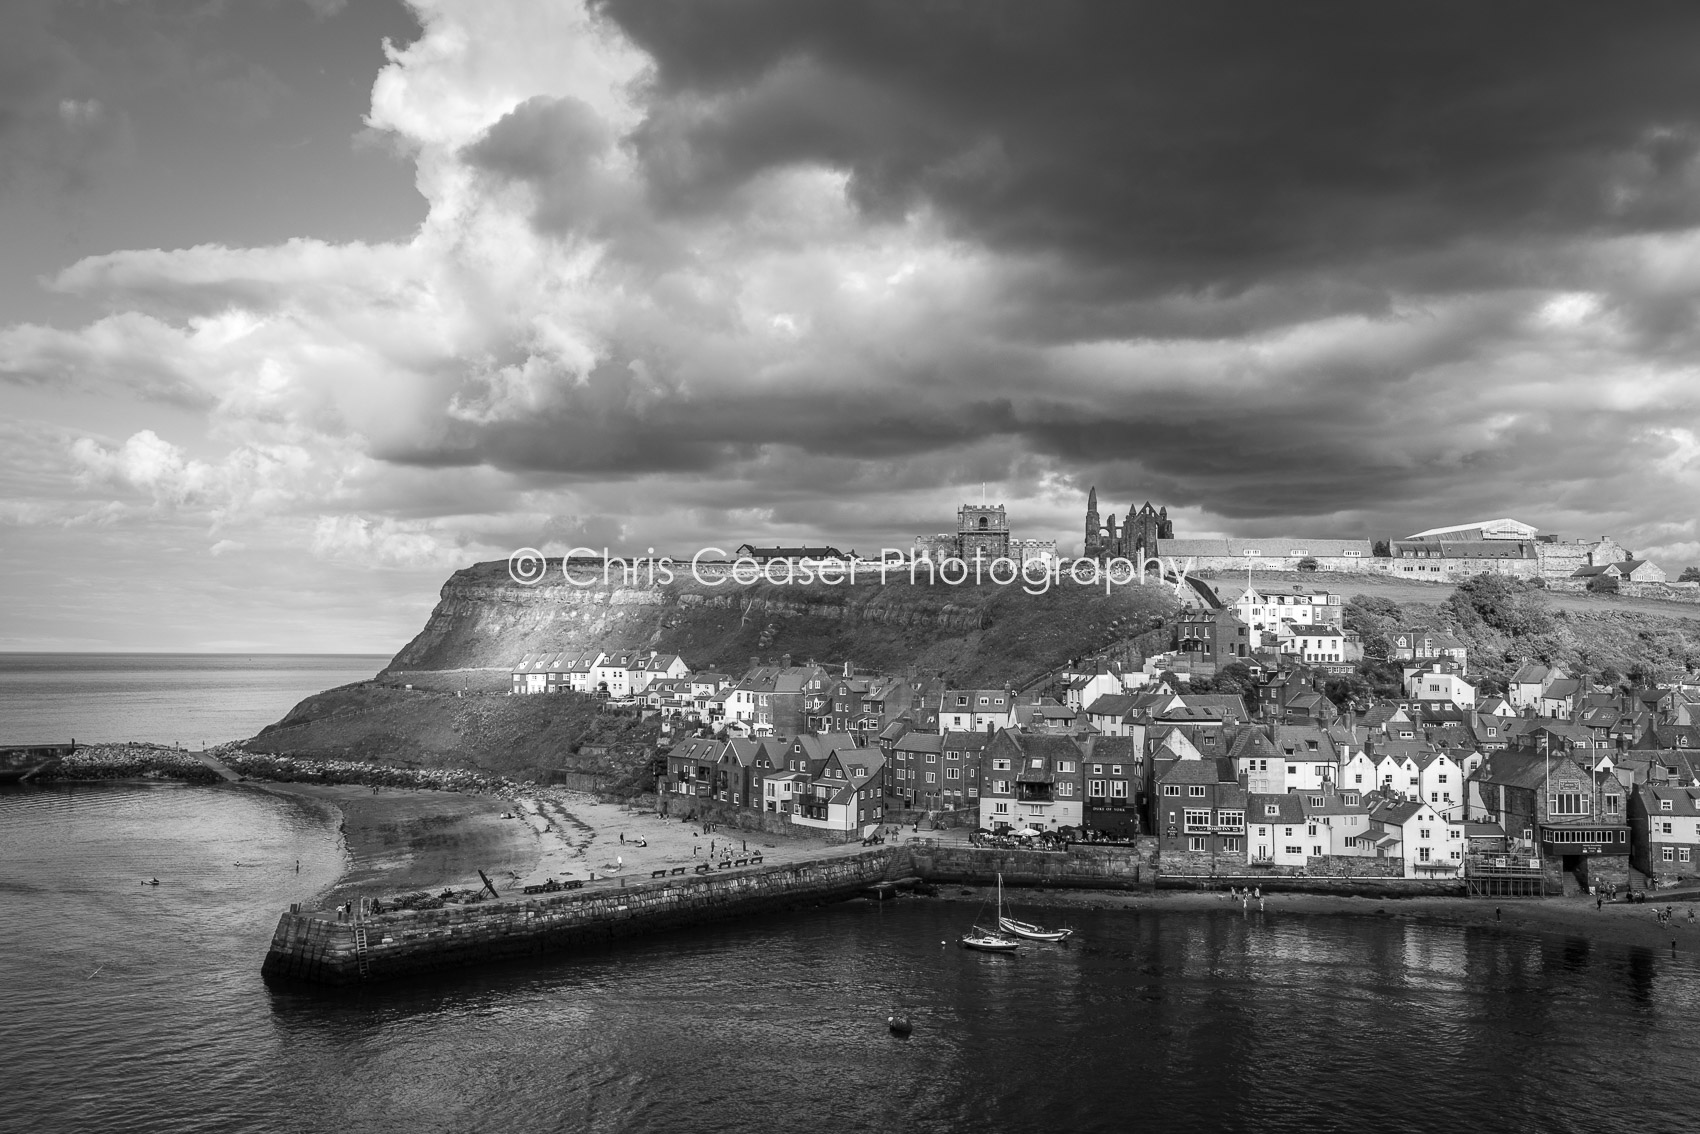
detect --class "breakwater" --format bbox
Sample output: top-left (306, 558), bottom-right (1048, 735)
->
top-left (262, 848), bottom-right (904, 985)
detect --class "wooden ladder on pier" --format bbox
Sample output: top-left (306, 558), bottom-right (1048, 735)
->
top-left (353, 924), bottom-right (371, 980)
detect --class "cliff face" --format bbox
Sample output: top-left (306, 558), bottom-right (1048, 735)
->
top-left (387, 559), bottom-right (1183, 688)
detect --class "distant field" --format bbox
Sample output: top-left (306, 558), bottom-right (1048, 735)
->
top-left (1225, 571), bottom-right (1700, 622)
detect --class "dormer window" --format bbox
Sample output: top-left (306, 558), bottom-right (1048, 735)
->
top-left (1265, 804), bottom-right (1280, 817)
top-left (1661, 799), bottom-right (1673, 811)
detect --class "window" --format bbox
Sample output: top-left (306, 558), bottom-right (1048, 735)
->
top-left (1092, 764), bottom-right (1104, 775)
top-left (1059, 761), bottom-right (1076, 773)
top-left (1683, 848), bottom-right (1692, 863)
top-left (994, 802), bottom-right (1009, 814)
top-left (926, 753), bottom-right (937, 763)
top-left (1550, 793), bottom-right (1587, 816)
top-left (1058, 782), bottom-right (1074, 797)
top-left (1419, 829), bottom-right (1430, 840)
top-left (1184, 809), bottom-right (1211, 831)
top-left (1354, 774), bottom-right (1363, 784)
top-left (1285, 846), bottom-right (1303, 856)
top-left (1111, 781), bottom-right (1129, 798)
top-left (1419, 847), bottom-right (1432, 862)
top-left (1163, 785), bottom-right (1181, 797)
top-left (1221, 837), bottom-right (1242, 853)
top-left (1111, 765), bottom-right (1122, 776)
top-left (1090, 779), bottom-right (1106, 798)
top-left (1188, 836), bottom-right (1208, 852)
top-left (1660, 799), bottom-right (1673, 812)
top-left (1307, 824), bottom-right (1318, 837)
top-left (1287, 765), bottom-right (1298, 776)
top-left (1265, 804), bottom-right (1280, 817)
top-left (946, 768), bottom-right (960, 781)
top-left (1663, 847), bottom-right (1676, 863)
top-left (1189, 785), bottom-right (1207, 798)
top-left (993, 759), bottom-right (1011, 771)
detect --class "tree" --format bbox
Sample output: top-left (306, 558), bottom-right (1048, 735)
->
top-left (1357, 659), bottom-right (1404, 699)
top-left (1586, 573), bottom-right (1619, 594)
top-left (1597, 665), bottom-right (1623, 688)
top-left (1296, 557), bottom-right (1319, 572)
top-left (1475, 676), bottom-right (1505, 697)
top-left (1372, 539), bottom-right (1392, 558)
top-left (1444, 573), bottom-right (1554, 637)
top-left (1324, 673), bottom-right (1370, 709)
top-left (1680, 566), bottom-right (1700, 583)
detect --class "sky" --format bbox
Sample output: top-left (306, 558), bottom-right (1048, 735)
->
top-left (3, 0), bottom-right (1700, 653)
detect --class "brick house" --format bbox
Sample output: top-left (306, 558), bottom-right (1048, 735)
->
top-left (977, 731), bottom-right (1085, 833)
top-left (1152, 756), bottom-right (1245, 870)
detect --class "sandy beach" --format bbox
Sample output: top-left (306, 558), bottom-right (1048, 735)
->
top-left (249, 780), bottom-right (877, 909)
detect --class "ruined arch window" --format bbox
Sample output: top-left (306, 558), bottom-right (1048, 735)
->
top-left (979, 517), bottom-right (988, 528)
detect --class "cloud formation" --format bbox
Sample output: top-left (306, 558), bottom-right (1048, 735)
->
top-left (4, 0), bottom-right (1700, 651)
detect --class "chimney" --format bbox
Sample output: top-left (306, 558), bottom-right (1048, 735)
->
top-left (781, 653), bottom-right (792, 668)
top-left (844, 660), bottom-right (853, 678)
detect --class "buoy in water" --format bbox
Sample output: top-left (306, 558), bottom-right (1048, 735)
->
top-left (144, 878), bottom-right (159, 886)
top-left (887, 1015), bottom-right (913, 1036)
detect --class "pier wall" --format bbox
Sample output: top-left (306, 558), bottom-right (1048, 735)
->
top-left (262, 848), bottom-right (903, 986)
top-left (908, 841), bottom-right (1157, 891)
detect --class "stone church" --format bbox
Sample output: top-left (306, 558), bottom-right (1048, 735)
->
top-left (1084, 488), bottom-right (1173, 562)
top-left (913, 503), bottom-right (1058, 565)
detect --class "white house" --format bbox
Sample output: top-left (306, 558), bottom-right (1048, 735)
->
top-left (1276, 621), bottom-right (1351, 665)
top-left (1406, 661), bottom-right (1477, 709)
top-left (1508, 663), bottom-right (1569, 712)
top-left (1307, 793), bottom-right (1374, 856)
top-left (1416, 751), bottom-right (1465, 819)
top-left (1339, 751), bottom-right (1379, 794)
top-left (940, 688), bottom-right (1017, 732)
top-left (1366, 799), bottom-right (1465, 878)
top-left (628, 652), bottom-right (690, 694)
top-left (1247, 793), bottom-right (1314, 867)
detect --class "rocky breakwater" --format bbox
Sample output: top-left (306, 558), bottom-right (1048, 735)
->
top-left (262, 847), bottom-right (904, 985)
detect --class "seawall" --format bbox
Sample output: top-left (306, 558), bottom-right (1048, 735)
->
top-left (262, 848), bottom-right (903, 986)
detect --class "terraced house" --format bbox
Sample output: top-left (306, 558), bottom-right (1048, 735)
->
top-left (1628, 783), bottom-right (1700, 881)
top-left (978, 731), bottom-right (1084, 833)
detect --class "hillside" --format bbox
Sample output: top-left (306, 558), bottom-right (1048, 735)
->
top-left (386, 560), bottom-right (1186, 688)
top-left (244, 681), bottom-right (660, 787)
top-left (243, 560), bottom-right (1186, 779)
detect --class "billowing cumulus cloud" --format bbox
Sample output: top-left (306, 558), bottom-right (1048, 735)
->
top-left (4, 0), bottom-right (1700, 652)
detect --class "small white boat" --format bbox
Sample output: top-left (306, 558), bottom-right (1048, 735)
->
top-left (993, 874), bottom-right (1074, 942)
top-left (997, 915), bottom-right (1074, 943)
top-left (960, 927), bottom-right (1020, 953)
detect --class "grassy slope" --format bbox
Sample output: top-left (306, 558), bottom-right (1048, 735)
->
top-left (244, 682), bottom-right (660, 783)
top-left (1312, 573), bottom-right (1700, 680)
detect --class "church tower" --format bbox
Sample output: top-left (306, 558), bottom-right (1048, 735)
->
top-left (1085, 487), bottom-right (1101, 556)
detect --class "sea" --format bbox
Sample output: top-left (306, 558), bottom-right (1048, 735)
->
top-left (5, 784), bottom-right (1700, 1134)
top-left (0, 653), bottom-right (392, 746)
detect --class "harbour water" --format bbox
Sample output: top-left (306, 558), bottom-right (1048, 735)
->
top-left (0, 653), bottom-right (390, 746)
top-left (5, 783), bottom-right (1700, 1133)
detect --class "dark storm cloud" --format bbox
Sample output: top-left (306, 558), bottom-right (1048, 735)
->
top-left (596, 0), bottom-right (1700, 293)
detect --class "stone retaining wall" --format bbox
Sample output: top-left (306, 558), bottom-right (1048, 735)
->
top-left (909, 841), bottom-right (1158, 891)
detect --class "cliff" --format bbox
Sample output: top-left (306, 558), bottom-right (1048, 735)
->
top-left (243, 560), bottom-right (1183, 779)
top-left (386, 559), bottom-right (1184, 688)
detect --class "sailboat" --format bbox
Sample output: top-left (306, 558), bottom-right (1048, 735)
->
top-left (995, 874), bottom-right (1074, 943)
top-left (959, 876), bottom-right (1020, 953)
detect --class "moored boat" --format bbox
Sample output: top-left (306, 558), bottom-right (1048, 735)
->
top-left (959, 927), bottom-right (1020, 953)
top-left (994, 874), bottom-right (1075, 942)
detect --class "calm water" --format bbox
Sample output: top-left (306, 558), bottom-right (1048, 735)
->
top-left (0, 653), bottom-right (390, 745)
top-left (5, 786), bottom-right (1700, 1133)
